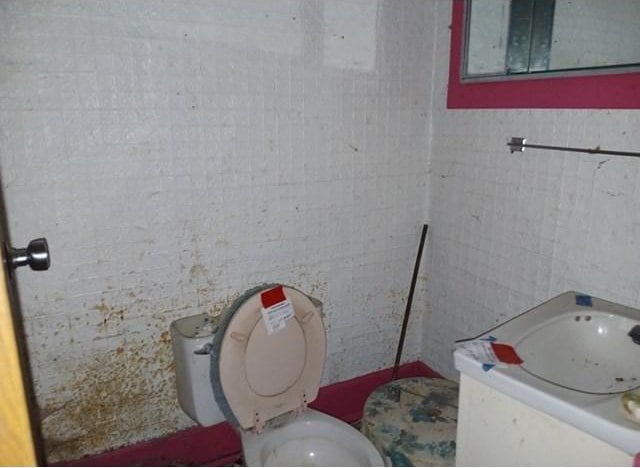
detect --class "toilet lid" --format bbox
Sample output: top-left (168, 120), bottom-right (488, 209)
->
top-left (213, 285), bottom-right (326, 429)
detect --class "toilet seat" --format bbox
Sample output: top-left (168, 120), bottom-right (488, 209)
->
top-left (212, 285), bottom-right (326, 430)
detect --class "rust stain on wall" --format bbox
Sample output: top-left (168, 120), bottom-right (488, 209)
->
top-left (41, 327), bottom-right (178, 463)
top-left (159, 331), bottom-right (171, 344)
top-left (387, 288), bottom-right (409, 322)
top-left (206, 292), bottom-right (241, 318)
top-left (92, 300), bottom-right (125, 329)
top-left (37, 271), bottom-right (339, 463)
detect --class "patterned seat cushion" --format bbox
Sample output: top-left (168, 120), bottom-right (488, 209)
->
top-left (361, 377), bottom-right (459, 467)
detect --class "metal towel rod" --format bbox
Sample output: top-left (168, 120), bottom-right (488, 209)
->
top-left (508, 137), bottom-right (640, 158)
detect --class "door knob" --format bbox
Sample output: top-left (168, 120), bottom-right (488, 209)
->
top-left (4, 238), bottom-right (50, 271)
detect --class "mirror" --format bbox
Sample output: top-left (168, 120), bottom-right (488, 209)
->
top-left (464, 0), bottom-right (640, 80)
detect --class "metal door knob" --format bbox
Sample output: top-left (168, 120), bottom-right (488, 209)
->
top-left (5, 238), bottom-right (50, 271)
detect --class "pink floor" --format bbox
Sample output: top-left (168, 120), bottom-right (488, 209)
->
top-left (55, 361), bottom-right (440, 467)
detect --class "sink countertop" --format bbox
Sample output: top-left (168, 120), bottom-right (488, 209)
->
top-left (454, 291), bottom-right (640, 455)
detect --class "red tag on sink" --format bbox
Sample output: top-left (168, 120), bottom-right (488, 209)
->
top-left (491, 343), bottom-right (523, 365)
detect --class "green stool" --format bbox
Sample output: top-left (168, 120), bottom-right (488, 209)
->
top-left (361, 377), bottom-right (459, 466)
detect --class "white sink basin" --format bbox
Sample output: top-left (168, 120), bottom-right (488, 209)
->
top-left (454, 291), bottom-right (640, 455)
top-left (517, 310), bottom-right (640, 394)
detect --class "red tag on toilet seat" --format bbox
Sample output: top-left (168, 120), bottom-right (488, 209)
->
top-left (260, 286), bottom-right (294, 335)
top-left (260, 285), bottom-right (287, 308)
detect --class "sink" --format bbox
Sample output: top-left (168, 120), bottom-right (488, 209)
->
top-left (517, 310), bottom-right (640, 394)
top-left (454, 291), bottom-right (640, 455)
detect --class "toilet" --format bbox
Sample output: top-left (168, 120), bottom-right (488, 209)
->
top-left (171, 284), bottom-right (385, 466)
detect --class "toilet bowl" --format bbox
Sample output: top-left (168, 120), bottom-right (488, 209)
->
top-left (242, 408), bottom-right (384, 466)
top-left (171, 284), bottom-right (385, 467)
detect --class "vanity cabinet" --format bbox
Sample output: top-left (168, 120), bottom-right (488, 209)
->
top-left (455, 375), bottom-right (633, 466)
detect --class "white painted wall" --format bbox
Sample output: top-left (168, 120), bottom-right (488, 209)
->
top-left (423, 0), bottom-right (640, 379)
top-left (0, 0), bottom-right (435, 461)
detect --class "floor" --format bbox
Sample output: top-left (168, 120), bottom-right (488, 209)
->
top-left (54, 361), bottom-right (440, 466)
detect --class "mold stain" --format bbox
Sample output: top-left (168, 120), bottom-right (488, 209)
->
top-left (207, 293), bottom-right (241, 318)
top-left (189, 263), bottom-right (209, 283)
top-left (306, 279), bottom-right (328, 300)
top-left (287, 268), bottom-right (327, 299)
top-left (41, 329), bottom-right (178, 463)
top-left (92, 300), bottom-right (125, 329)
top-left (288, 275), bottom-right (329, 328)
top-left (196, 279), bottom-right (217, 306)
top-left (38, 270), bottom-right (340, 462)
top-left (383, 288), bottom-right (410, 325)
top-left (159, 331), bottom-right (171, 344)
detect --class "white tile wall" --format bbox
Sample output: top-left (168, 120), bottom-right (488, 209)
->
top-left (7, 0), bottom-right (636, 461)
top-left (422, 0), bottom-right (640, 379)
top-left (0, 0), bottom-right (435, 461)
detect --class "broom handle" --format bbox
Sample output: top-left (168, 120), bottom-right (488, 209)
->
top-left (392, 224), bottom-right (429, 380)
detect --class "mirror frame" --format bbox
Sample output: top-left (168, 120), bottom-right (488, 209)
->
top-left (447, 0), bottom-right (640, 109)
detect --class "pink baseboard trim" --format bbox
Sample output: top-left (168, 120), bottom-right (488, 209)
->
top-left (54, 360), bottom-right (441, 467)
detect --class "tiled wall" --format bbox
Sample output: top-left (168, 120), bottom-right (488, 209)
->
top-left (422, 0), bottom-right (640, 378)
top-left (0, 0), bottom-right (434, 461)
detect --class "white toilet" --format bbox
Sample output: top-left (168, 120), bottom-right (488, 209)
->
top-left (171, 284), bottom-right (385, 466)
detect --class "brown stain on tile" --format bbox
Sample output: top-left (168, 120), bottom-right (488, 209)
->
top-left (206, 292), bottom-right (241, 318)
top-left (189, 263), bottom-right (209, 283)
top-left (92, 300), bottom-right (125, 329)
top-left (36, 262), bottom-right (238, 462)
top-left (387, 288), bottom-right (409, 322)
top-left (196, 279), bottom-right (217, 305)
top-left (306, 280), bottom-right (328, 300)
top-left (39, 274), bottom-right (340, 462)
top-left (289, 276), bottom-right (329, 328)
top-left (159, 331), bottom-right (171, 345)
top-left (41, 327), bottom-right (178, 463)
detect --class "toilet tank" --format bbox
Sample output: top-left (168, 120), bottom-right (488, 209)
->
top-left (170, 313), bottom-right (225, 426)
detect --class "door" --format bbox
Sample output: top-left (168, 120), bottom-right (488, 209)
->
top-left (0, 195), bottom-right (48, 465)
